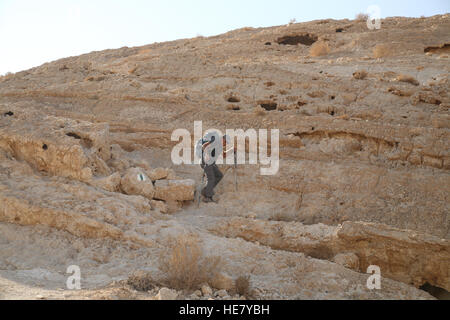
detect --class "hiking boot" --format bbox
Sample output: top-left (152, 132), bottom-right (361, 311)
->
top-left (202, 196), bottom-right (216, 203)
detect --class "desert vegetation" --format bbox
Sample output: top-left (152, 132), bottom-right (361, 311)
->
top-left (309, 41), bottom-right (331, 57)
top-left (373, 44), bottom-right (392, 58)
top-left (158, 235), bottom-right (221, 290)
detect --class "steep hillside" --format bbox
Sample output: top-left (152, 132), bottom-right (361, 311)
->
top-left (0, 15), bottom-right (449, 300)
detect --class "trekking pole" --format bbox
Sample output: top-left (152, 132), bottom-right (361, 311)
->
top-left (234, 152), bottom-right (238, 192)
top-left (196, 172), bottom-right (205, 208)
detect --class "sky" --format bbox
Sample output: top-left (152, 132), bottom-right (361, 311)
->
top-left (0, 0), bottom-right (449, 75)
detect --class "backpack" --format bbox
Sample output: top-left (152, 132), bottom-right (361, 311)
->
top-left (195, 131), bottom-right (222, 163)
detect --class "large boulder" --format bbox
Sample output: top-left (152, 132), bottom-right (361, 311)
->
top-left (120, 168), bottom-right (155, 199)
top-left (154, 179), bottom-right (195, 201)
top-left (146, 167), bottom-right (178, 181)
top-left (147, 167), bottom-right (170, 181)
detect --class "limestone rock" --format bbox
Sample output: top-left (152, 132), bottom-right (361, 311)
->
top-left (212, 217), bottom-right (450, 291)
top-left (193, 290), bottom-right (202, 297)
top-left (165, 200), bottom-right (183, 214)
top-left (150, 199), bottom-right (168, 214)
top-left (216, 289), bottom-right (228, 298)
top-left (332, 252), bottom-right (360, 271)
top-left (0, 112), bottom-right (111, 182)
top-left (147, 167), bottom-right (170, 181)
top-left (166, 169), bottom-right (178, 180)
top-left (336, 222), bottom-right (450, 291)
top-left (132, 159), bottom-right (152, 171)
top-left (120, 168), bottom-right (155, 199)
top-left (107, 158), bottom-right (130, 173)
top-left (156, 287), bottom-right (178, 300)
top-left (201, 284), bottom-right (213, 296)
top-left (154, 179), bottom-right (195, 201)
top-left (353, 70), bottom-right (368, 80)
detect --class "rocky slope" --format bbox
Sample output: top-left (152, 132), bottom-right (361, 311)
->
top-left (0, 15), bottom-right (449, 299)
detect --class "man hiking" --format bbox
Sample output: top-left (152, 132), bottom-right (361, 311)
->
top-left (196, 132), bottom-right (233, 203)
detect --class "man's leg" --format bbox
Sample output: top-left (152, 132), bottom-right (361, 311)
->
top-left (212, 164), bottom-right (223, 188)
top-left (201, 164), bottom-right (216, 199)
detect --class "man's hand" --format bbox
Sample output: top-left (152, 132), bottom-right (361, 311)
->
top-left (223, 146), bottom-right (237, 162)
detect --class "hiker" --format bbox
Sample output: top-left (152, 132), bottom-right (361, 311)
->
top-left (196, 133), bottom-right (232, 202)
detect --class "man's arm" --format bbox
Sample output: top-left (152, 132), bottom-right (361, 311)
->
top-left (202, 141), bottom-right (212, 150)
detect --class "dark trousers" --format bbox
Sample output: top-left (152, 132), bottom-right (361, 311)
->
top-left (201, 163), bottom-right (223, 198)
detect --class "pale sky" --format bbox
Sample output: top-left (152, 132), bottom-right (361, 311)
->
top-left (0, 0), bottom-right (448, 75)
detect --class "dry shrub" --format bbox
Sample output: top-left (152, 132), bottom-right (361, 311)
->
top-left (396, 74), bottom-right (419, 86)
top-left (127, 271), bottom-right (155, 291)
top-left (309, 41), bottom-right (330, 57)
top-left (159, 234), bottom-right (221, 290)
top-left (355, 13), bottom-right (369, 21)
top-left (353, 70), bottom-right (368, 80)
top-left (235, 276), bottom-right (251, 297)
top-left (0, 72), bottom-right (13, 82)
top-left (373, 44), bottom-right (392, 58)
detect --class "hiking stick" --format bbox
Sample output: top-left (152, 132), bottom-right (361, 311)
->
top-left (234, 152), bottom-right (238, 192)
top-left (196, 172), bottom-right (205, 208)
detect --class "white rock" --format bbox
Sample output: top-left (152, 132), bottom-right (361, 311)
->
top-left (147, 167), bottom-right (170, 181)
top-left (193, 290), bottom-right (202, 297)
top-left (216, 289), bottom-right (228, 297)
top-left (201, 284), bottom-right (213, 296)
top-left (120, 167), bottom-right (155, 199)
top-left (156, 287), bottom-right (178, 300)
